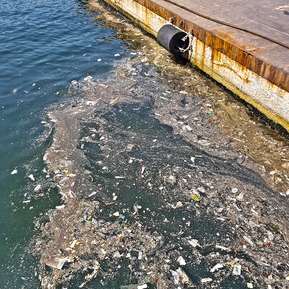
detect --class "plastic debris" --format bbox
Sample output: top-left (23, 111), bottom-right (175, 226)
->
top-left (27, 50), bottom-right (289, 289)
top-left (177, 256), bottom-right (186, 265)
top-left (176, 268), bottom-right (190, 284)
top-left (88, 191), bottom-right (97, 197)
top-left (210, 263), bottom-right (224, 272)
top-left (28, 174), bottom-right (35, 181)
top-left (188, 239), bottom-right (202, 248)
top-left (191, 193), bottom-right (201, 201)
top-left (216, 244), bottom-right (230, 251)
top-left (11, 169), bottom-right (18, 175)
top-left (34, 184), bottom-right (41, 191)
top-left (126, 144), bottom-right (134, 151)
top-left (70, 240), bottom-right (77, 248)
top-left (185, 125), bottom-right (192, 132)
top-left (45, 258), bottom-right (67, 270)
top-left (243, 235), bottom-right (254, 245)
top-left (232, 264), bottom-right (241, 275)
top-left (201, 278), bottom-right (213, 283)
top-left (171, 270), bottom-right (179, 284)
top-left (236, 192), bottom-right (244, 201)
top-left (247, 283), bottom-right (253, 288)
top-left (110, 98), bottom-right (119, 104)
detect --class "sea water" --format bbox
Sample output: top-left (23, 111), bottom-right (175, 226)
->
top-left (0, 0), bottom-right (267, 288)
top-left (0, 0), bottom-right (129, 286)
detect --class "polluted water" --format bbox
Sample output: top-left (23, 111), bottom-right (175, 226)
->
top-left (26, 55), bottom-right (289, 289)
top-left (2, 0), bottom-right (289, 288)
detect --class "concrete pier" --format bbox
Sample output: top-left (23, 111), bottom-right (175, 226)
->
top-left (100, 0), bottom-right (289, 132)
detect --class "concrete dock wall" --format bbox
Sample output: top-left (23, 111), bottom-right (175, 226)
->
top-left (101, 0), bottom-right (289, 132)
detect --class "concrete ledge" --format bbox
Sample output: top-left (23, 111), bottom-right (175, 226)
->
top-left (101, 0), bottom-right (289, 132)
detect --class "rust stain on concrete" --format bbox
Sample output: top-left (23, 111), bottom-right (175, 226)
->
top-left (101, 0), bottom-right (289, 132)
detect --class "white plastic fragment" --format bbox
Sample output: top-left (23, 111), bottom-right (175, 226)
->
top-left (216, 244), bottom-right (230, 251)
top-left (101, 248), bottom-right (106, 255)
top-left (55, 205), bottom-right (65, 210)
top-left (126, 144), bottom-right (134, 151)
top-left (210, 263), bottom-right (223, 272)
top-left (197, 186), bottom-right (205, 193)
top-left (28, 174), bottom-right (35, 181)
top-left (251, 209), bottom-right (258, 215)
top-left (176, 268), bottom-right (190, 283)
top-left (201, 278), bottom-right (213, 283)
top-left (34, 184), bottom-right (41, 191)
top-left (45, 257), bottom-right (66, 270)
top-left (185, 125), bottom-right (192, 132)
top-left (171, 270), bottom-right (179, 284)
top-left (177, 256), bottom-right (186, 265)
top-left (243, 235), bottom-right (254, 245)
top-left (86, 101), bottom-right (97, 106)
top-left (232, 264), bottom-right (241, 275)
top-left (236, 192), bottom-right (244, 201)
top-left (113, 251), bottom-right (122, 258)
top-left (11, 169), bottom-right (18, 175)
top-left (232, 188), bottom-right (238, 193)
top-left (70, 240), bottom-right (77, 248)
top-left (138, 285), bottom-right (147, 289)
top-left (88, 192), bottom-right (97, 197)
top-left (188, 239), bottom-right (202, 248)
top-left (267, 231), bottom-right (274, 241)
top-left (138, 251), bottom-right (142, 260)
top-left (175, 201), bottom-right (183, 208)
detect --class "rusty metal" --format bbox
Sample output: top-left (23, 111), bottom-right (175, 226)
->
top-left (100, 0), bottom-right (289, 131)
top-left (160, 0), bottom-right (289, 50)
top-left (123, 0), bottom-right (289, 92)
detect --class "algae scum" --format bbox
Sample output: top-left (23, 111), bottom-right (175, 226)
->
top-left (22, 61), bottom-right (288, 289)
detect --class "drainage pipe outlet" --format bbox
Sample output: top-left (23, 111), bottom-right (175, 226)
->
top-left (157, 24), bottom-right (190, 55)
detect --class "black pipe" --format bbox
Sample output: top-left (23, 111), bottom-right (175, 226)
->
top-left (157, 24), bottom-right (190, 55)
